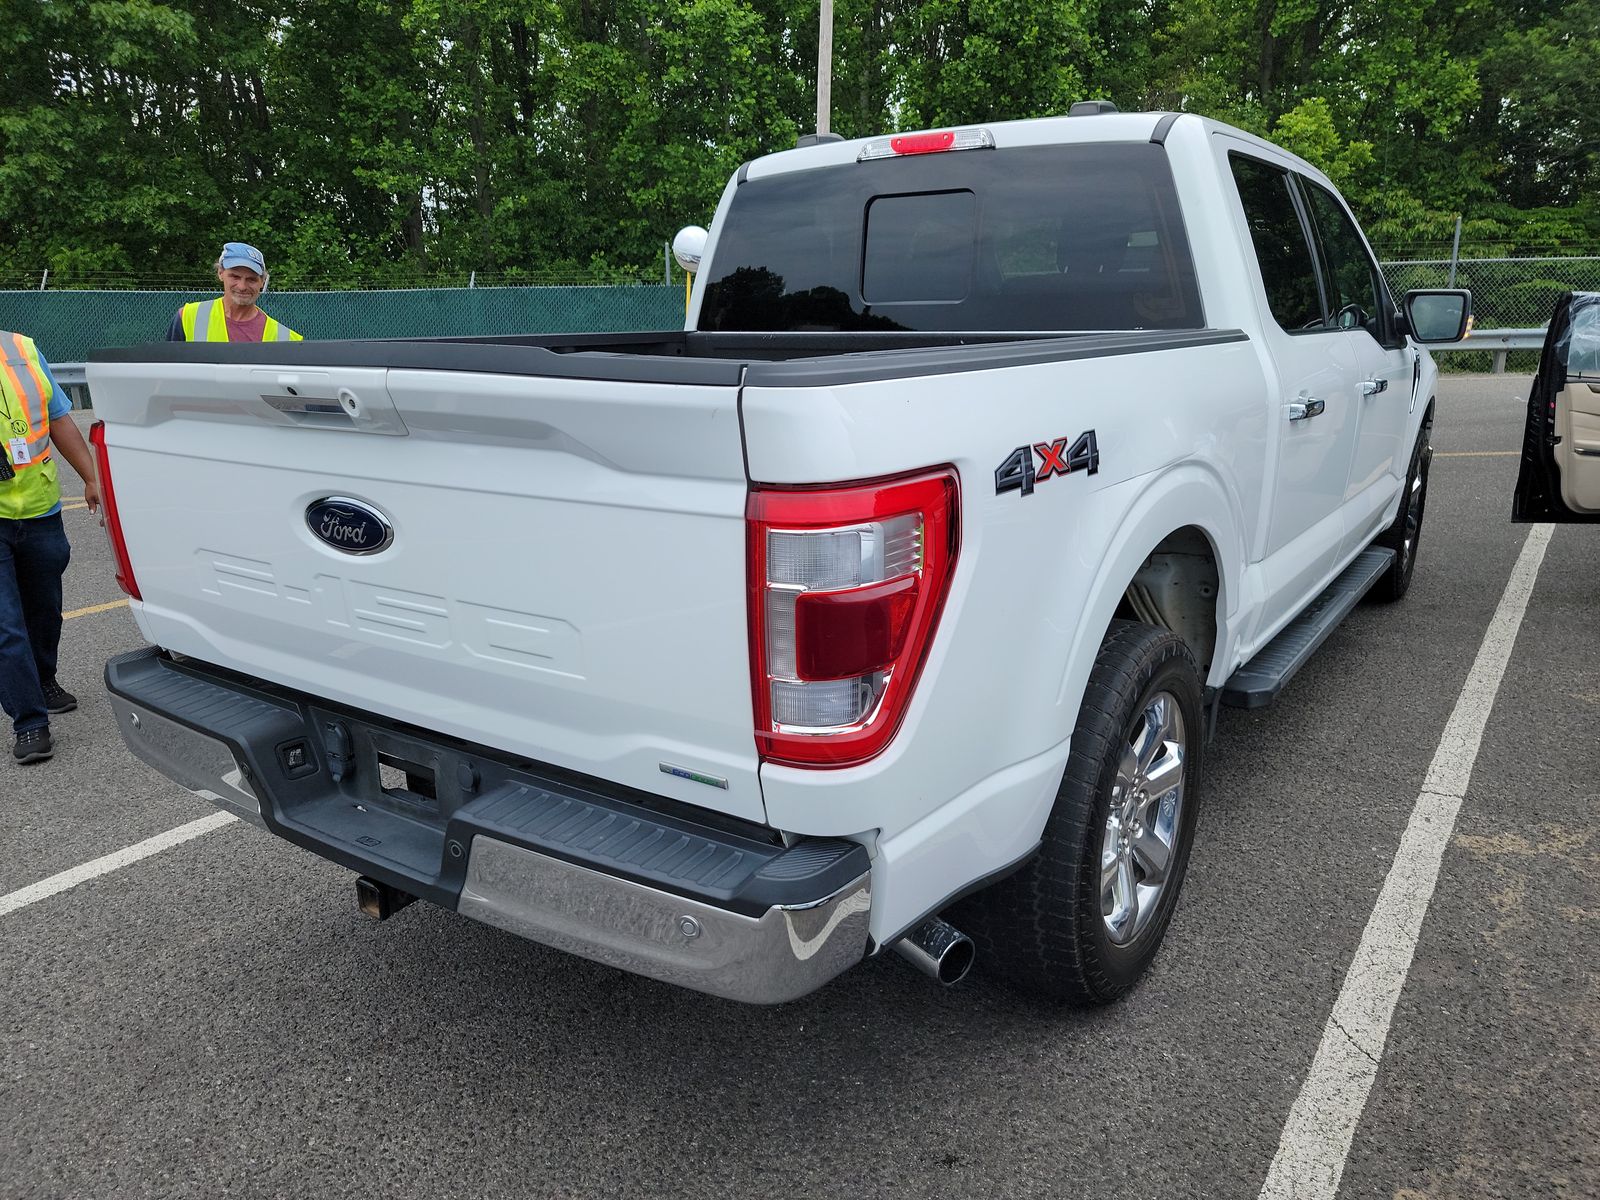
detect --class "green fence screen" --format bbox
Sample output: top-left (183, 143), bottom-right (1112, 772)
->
top-left (0, 285), bottom-right (685, 365)
top-left (7, 261), bottom-right (1599, 370)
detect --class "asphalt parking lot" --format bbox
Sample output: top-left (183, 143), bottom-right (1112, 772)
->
top-left (3, 376), bottom-right (1596, 1200)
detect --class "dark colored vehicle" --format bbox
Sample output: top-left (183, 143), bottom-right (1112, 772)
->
top-left (1514, 292), bottom-right (1600, 522)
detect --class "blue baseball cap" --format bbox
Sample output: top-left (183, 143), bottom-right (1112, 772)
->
top-left (219, 242), bottom-right (266, 274)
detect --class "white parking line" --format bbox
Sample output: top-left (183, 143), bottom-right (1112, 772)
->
top-left (0, 811), bottom-right (236, 919)
top-left (1259, 522), bottom-right (1554, 1200)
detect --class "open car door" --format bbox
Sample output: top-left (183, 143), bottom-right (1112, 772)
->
top-left (1514, 292), bottom-right (1600, 522)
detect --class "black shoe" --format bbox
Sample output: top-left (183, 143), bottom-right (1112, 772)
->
top-left (13, 727), bottom-right (53, 764)
top-left (42, 680), bottom-right (77, 714)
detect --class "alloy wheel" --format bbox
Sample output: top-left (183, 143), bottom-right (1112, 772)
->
top-left (1101, 691), bottom-right (1187, 945)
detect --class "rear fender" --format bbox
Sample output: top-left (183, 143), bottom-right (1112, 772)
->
top-left (1054, 465), bottom-right (1244, 730)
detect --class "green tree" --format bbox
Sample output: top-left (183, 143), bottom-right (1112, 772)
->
top-left (2, 0), bottom-right (1596, 284)
top-left (889, 1), bottom-right (1094, 126)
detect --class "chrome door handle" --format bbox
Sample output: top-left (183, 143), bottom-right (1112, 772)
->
top-left (1287, 398), bottom-right (1326, 421)
top-left (1359, 378), bottom-right (1389, 396)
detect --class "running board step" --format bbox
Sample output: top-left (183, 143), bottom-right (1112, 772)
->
top-left (1221, 547), bottom-right (1396, 709)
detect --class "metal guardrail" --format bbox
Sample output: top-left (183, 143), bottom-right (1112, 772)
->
top-left (1430, 327), bottom-right (1545, 373)
top-left (48, 326), bottom-right (1552, 405)
top-left (51, 362), bottom-right (91, 408)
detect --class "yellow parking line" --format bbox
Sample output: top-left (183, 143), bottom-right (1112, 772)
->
top-left (60, 501), bottom-right (89, 511)
top-left (63, 598), bottom-right (129, 620)
top-left (1435, 450), bottom-right (1518, 458)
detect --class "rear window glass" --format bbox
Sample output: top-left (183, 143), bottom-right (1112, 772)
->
top-left (698, 143), bottom-right (1204, 333)
top-left (862, 191), bottom-right (976, 304)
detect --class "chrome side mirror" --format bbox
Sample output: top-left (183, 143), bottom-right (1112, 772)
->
top-left (672, 226), bottom-right (708, 274)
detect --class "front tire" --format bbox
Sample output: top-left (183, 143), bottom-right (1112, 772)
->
top-left (1370, 411), bottom-right (1433, 603)
top-left (952, 620), bottom-right (1204, 1005)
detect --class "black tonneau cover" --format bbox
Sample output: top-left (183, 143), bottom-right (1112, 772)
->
top-left (91, 327), bottom-right (1246, 389)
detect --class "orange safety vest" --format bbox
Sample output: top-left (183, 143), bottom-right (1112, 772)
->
top-left (0, 330), bottom-right (61, 520)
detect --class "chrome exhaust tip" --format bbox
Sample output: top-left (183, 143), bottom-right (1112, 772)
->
top-left (893, 916), bottom-right (975, 986)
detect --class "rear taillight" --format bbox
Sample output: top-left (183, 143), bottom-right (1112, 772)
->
top-left (748, 468), bottom-right (959, 768)
top-left (88, 421), bottom-right (141, 601)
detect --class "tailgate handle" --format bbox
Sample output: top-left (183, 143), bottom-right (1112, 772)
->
top-left (264, 387), bottom-right (364, 421)
top-left (256, 381), bottom-right (408, 436)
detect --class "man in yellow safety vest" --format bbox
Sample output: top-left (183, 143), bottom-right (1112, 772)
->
top-left (1, 329), bottom-right (101, 764)
top-left (166, 242), bottom-right (304, 343)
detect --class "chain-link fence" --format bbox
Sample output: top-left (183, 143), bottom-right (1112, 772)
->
top-left (1379, 257), bottom-right (1600, 328)
top-left (0, 284), bottom-right (685, 366)
top-left (1377, 257), bottom-right (1600, 373)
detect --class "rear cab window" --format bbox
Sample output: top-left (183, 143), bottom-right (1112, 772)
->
top-left (699, 143), bottom-right (1204, 333)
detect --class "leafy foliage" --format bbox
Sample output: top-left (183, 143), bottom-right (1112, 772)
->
top-left (2, 0), bottom-right (1595, 285)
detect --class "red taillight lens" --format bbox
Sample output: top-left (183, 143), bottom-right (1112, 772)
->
top-left (793, 575), bottom-right (917, 680)
top-left (748, 468), bottom-right (959, 768)
top-left (88, 420), bottom-right (141, 601)
top-left (891, 131), bottom-right (956, 155)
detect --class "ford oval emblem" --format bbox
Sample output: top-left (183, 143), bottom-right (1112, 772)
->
top-left (306, 496), bottom-right (394, 556)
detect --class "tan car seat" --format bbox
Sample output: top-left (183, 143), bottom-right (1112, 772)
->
top-left (1554, 298), bottom-right (1600, 513)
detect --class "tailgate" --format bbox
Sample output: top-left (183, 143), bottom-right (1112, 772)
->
top-left (88, 358), bottom-right (764, 822)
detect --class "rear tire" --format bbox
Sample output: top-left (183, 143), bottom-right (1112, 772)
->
top-left (1369, 411), bottom-right (1433, 603)
top-left (952, 620), bottom-right (1204, 1005)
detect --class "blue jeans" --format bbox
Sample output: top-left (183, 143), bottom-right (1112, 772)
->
top-left (0, 512), bottom-right (71, 734)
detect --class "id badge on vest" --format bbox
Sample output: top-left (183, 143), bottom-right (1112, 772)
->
top-left (7, 437), bottom-right (29, 466)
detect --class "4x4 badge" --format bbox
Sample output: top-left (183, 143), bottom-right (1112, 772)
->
top-left (995, 430), bottom-right (1099, 496)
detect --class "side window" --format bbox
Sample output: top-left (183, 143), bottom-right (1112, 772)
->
top-left (1229, 154), bottom-right (1323, 332)
top-left (1301, 181), bottom-right (1386, 335)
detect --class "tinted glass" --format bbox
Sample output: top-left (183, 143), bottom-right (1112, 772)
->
top-left (1229, 154), bottom-right (1323, 332)
top-left (699, 143), bottom-right (1203, 332)
top-left (862, 191), bottom-right (976, 303)
top-left (1302, 181), bottom-right (1385, 332)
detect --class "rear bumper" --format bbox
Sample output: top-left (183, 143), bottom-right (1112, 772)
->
top-left (458, 839), bottom-right (870, 1004)
top-left (105, 648), bottom-right (871, 1004)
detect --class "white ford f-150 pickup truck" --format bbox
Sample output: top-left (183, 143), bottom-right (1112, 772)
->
top-left (90, 109), bottom-right (1470, 1005)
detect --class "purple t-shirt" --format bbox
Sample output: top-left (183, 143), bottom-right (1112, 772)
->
top-left (224, 310), bottom-right (268, 342)
top-left (164, 306), bottom-right (271, 342)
